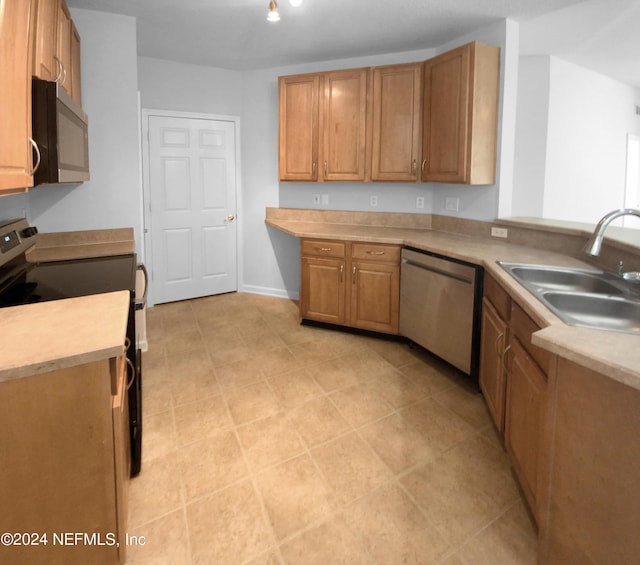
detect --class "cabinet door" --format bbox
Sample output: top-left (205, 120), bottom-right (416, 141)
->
top-left (371, 63), bottom-right (422, 181)
top-left (70, 20), bottom-right (82, 106)
top-left (32, 0), bottom-right (58, 81)
top-left (505, 336), bottom-right (546, 520)
top-left (112, 355), bottom-right (130, 561)
top-left (321, 68), bottom-right (369, 181)
top-left (300, 256), bottom-right (346, 324)
top-left (0, 0), bottom-right (34, 192)
top-left (422, 41), bottom-right (499, 184)
top-left (350, 261), bottom-right (399, 334)
top-left (278, 73), bottom-right (320, 181)
top-left (422, 43), bottom-right (471, 183)
top-left (479, 298), bottom-right (508, 433)
top-left (56, 0), bottom-right (72, 96)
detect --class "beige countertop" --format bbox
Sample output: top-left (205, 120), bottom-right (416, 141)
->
top-left (27, 227), bottom-right (135, 262)
top-left (266, 210), bottom-right (640, 391)
top-left (0, 291), bottom-right (130, 383)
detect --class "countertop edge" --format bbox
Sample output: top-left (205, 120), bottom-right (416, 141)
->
top-left (265, 216), bottom-right (640, 391)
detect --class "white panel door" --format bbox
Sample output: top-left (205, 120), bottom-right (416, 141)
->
top-left (148, 115), bottom-right (237, 304)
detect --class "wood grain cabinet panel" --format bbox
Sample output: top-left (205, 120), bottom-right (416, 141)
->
top-left (0, 0), bottom-right (34, 193)
top-left (300, 239), bottom-right (400, 334)
top-left (371, 62), bottom-right (422, 181)
top-left (32, 0), bottom-right (59, 81)
top-left (278, 73), bottom-right (320, 181)
top-left (422, 41), bottom-right (500, 184)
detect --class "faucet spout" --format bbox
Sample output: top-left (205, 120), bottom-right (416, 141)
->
top-left (584, 208), bottom-right (640, 256)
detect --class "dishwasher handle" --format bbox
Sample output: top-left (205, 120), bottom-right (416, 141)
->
top-left (401, 249), bottom-right (476, 285)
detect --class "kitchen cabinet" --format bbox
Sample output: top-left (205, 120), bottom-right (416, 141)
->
top-left (504, 302), bottom-right (551, 523)
top-left (32, 0), bottom-right (58, 81)
top-left (478, 272), bottom-right (511, 433)
top-left (539, 358), bottom-right (640, 563)
top-left (422, 41), bottom-right (500, 184)
top-left (56, 0), bottom-right (82, 106)
top-left (278, 68), bottom-right (369, 181)
top-left (300, 239), bottom-right (400, 334)
top-left (0, 355), bottom-right (130, 564)
top-left (32, 0), bottom-right (82, 106)
top-left (0, 0), bottom-right (35, 193)
top-left (371, 62), bottom-right (422, 181)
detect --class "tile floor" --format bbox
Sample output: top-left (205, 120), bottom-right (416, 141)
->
top-left (126, 292), bottom-right (537, 565)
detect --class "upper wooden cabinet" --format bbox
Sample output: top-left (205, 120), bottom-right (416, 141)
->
top-left (32, 0), bottom-right (58, 81)
top-left (422, 41), bottom-right (500, 184)
top-left (322, 68), bottom-right (369, 181)
top-left (33, 0), bottom-right (82, 106)
top-left (278, 73), bottom-right (320, 181)
top-left (278, 68), bottom-right (369, 182)
top-left (371, 63), bottom-right (422, 182)
top-left (0, 0), bottom-right (35, 193)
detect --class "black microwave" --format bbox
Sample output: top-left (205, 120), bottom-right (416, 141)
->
top-left (31, 78), bottom-right (90, 186)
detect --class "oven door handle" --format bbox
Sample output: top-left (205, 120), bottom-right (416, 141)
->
top-left (125, 357), bottom-right (136, 390)
top-left (136, 263), bottom-right (148, 310)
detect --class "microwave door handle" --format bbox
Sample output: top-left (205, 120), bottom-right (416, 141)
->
top-left (29, 138), bottom-right (41, 175)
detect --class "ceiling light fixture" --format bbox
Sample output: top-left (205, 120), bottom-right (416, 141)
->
top-left (288, 0), bottom-right (304, 6)
top-left (267, 0), bottom-right (280, 22)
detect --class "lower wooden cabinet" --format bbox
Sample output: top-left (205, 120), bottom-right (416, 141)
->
top-left (300, 239), bottom-right (400, 334)
top-left (0, 355), bottom-right (130, 564)
top-left (479, 272), bottom-right (551, 524)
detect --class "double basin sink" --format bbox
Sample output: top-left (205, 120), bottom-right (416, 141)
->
top-left (499, 263), bottom-right (640, 334)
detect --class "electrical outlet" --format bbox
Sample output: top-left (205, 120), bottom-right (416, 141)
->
top-left (445, 197), bottom-right (459, 212)
top-left (416, 197), bottom-right (424, 209)
top-left (370, 195), bottom-right (378, 207)
top-left (491, 227), bottom-right (509, 239)
top-left (313, 194), bottom-right (320, 206)
top-left (321, 194), bottom-right (329, 205)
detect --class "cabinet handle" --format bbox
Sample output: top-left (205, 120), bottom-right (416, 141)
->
top-left (312, 161), bottom-right (317, 178)
top-left (412, 159), bottom-right (417, 174)
top-left (29, 138), bottom-right (41, 175)
top-left (315, 247), bottom-right (332, 253)
top-left (352, 265), bottom-right (357, 284)
top-left (421, 159), bottom-right (427, 172)
top-left (502, 344), bottom-right (512, 373)
top-left (494, 332), bottom-right (504, 357)
top-left (324, 160), bottom-right (328, 178)
top-left (54, 55), bottom-right (66, 86)
top-left (339, 264), bottom-right (344, 282)
top-left (366, 250), bottom-right (385, 256)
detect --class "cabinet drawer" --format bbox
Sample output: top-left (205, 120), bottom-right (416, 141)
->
top-left (351, 243), bottom-right (400, 263)
top-left (301, 239), bottom-right (346, 258)
top-left (484, 272), bottom-right (511, 321)
top-left (510, 303), bottom-right (552, 376)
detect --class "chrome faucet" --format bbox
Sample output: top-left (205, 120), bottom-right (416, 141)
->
top-left (584, 208), bottom-right (640, 256)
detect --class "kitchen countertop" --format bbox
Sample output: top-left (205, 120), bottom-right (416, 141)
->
top-left (26, 227), bottom-right (135, 262)
top-left (0, 291), bottom-right (130, 383)
top-left (266, 209), bottom-right (640, 391)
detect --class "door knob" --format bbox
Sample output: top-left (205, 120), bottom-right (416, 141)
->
top-left (225, 214), bottom-right (235, 223)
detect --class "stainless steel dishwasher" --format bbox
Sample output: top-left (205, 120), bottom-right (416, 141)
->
top-left (399, 247), bottom-right (482, 378)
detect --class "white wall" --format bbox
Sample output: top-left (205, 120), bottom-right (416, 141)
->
top-left (27, 10), bottom-right (143, 252)
top-left (512, 55), bottom-right (640, 224)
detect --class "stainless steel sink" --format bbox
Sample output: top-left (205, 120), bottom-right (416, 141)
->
top-left (498, 262), bottom-right (640, 334)
top-left (505, 265), bottom-right (625, 295)
top-left (541, 292), bottom-right (640, 334)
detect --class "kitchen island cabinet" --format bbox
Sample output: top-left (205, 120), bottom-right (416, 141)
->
top-left (300, 238), bottom-right (400, 334)
top-left (0, 292), bottom-right (131, 565)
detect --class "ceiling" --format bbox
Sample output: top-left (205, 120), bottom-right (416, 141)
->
top-left (66, 0), bottom-right (640, 87)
